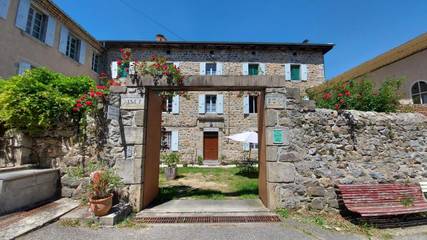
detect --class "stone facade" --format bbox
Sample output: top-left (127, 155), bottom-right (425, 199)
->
top-left (265, 88), bottom-right (427, 210)
top-left (105, 45), bottom-right (328, 163)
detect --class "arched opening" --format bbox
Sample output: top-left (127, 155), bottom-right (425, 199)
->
top-left (411, 81), bottom-right (427, 104)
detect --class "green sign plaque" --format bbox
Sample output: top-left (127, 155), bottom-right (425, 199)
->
top-left (273, 129), bottom-right (284, 144)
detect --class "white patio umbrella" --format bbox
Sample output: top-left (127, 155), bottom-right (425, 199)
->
top-left (226, 131), bottom-right (258, 161)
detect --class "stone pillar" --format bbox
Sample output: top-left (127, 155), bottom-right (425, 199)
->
top-left (264, 88), bottom-right (301, 209)
top-left (5, 129), bottom-right (33, 166)
top-left (106, 85), bottom-right (146, 211)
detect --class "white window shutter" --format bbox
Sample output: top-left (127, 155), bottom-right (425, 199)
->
top-left (259, 63), bottom-right (266, 75)
top-left (199, 62), bottom-right (206, 75)
top-left (18, 61), bottom-right (31, 75)
top-left (111, 61), bottom-right (118, 79)
top-left (243, 96), bottom-right (250, 114)
top-left (171, 131), bottom-right (179, 151)
top-left (216, 94), bottom-right (224, 114)
top-left (58, 25), bottom-right (69, 54)
top-left (216, 62), bottom-right (223, 75)
top-left (129, 61), bottom-right (135, 75)
top-left (198, 94), bottom-right (206, 114)
top-left (44, 15), bottom-right (56, 47)
top-left (242, 63), bottom-right (249, 75)
top-left (285, 64), bottom-right (291, 80)
top-left (243, 143), bottom-right (250, 151)
top-left (78, 41), bottom-right (86, 64)
top-left (0, 0), bottom-right (10, 19)
top-left (15, 0), bottom-right (30, 30)
top-left (173, 62), bottom-right (180, 68)
top-left (301, 64), bottom-right (308, 81)
top-left (172, 95), bottom-right (180, 114)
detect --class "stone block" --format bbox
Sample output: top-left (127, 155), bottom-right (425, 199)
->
top-left (265, 109), bottom-right (279, 127)
top-left (286, 88), bottom-right (300, 101)
top-left (99, 203), bottom-right (132, 226)
top-left (124, 127), bottom-right (144, 144)
top-left (267, 162), bottom-right (296, 183)
top-left (266, 146), bottom-right (278, 162)
top-left (109, 86), bottom-right (127, 93)
top-left (121, 95), bottom-right (145, 110)
top-left (279, 151), bottom-right (303, 162)
top-left (265, 93), bottom-right (286, 109)
top-left (309, 197), bottom-right (325, 210)
top-left (307, 186), bottom-right (325, 197)
top-left (134, 110), bottom-right (145, 126)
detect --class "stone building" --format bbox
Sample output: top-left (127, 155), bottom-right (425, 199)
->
top-left (102, 40), bottom-right (334, 164)
top-left (0, 0), bottom-right (102, 79)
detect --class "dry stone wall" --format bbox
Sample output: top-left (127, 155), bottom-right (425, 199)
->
top-left (265, 88), bottom-right (427, 210)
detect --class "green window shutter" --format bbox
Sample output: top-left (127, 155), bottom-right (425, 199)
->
top-left (291, 65), bottom-right (301, 80)
top-left (248, 64), bottom-right (259, 76)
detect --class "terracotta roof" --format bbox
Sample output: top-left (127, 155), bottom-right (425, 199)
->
top-left (329, 32), bottom-right (427, 83)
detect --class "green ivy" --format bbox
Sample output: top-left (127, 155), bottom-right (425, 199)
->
top-left (0, 68), bottom-right (94, 134)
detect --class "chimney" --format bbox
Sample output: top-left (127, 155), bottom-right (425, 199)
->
top-left (155, 34), bottom-right (167, 42)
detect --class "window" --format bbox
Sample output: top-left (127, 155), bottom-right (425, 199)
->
top-left (250, 143), bottom-right (258, 149)
top-left (205, 95), bottom-right (217, 113)
top-left (411, 81), bottom-right (427, 104)
top-left (66, 34), bottom-right (81, 61)
top-left (291, 64), bottom-right (301, 80)
top-left (162, 96), bottom-right (173, 113)
top-left (249, 96), bottom-right (258, 113)
top-left (25, 7), bottom-right (48, 42)
top-left (206, 63), bottom-right (217, 75)
top-left (248, 64), bottom-right (259, 76)
top-left (91, 52), bottom-right (100, 73)
top-left (161, 131), bottom-right (172, 150)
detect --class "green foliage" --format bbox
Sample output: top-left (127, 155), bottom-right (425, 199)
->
top-left (197, 155), bottom-right (204, 165)
top-left (161, 152), bottom-right (181, 168)
top-left (88, 168), bottom-right (123, 199)
top-left (276, 208), bottom-right (290, 219)
top-left (307, 78), bottom-right (403, 112)
top-left (0, 68), bottom-right (94, 134)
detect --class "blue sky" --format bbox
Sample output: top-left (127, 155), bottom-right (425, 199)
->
top-left (52, 0), bottom-right (427, 79)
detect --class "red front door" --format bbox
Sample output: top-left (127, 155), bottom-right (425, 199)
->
top-left (203, 132), bottom-right (218, 160)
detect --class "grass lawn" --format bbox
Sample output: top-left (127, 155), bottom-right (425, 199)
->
top-left (154, 167), bottom-right (259, 204)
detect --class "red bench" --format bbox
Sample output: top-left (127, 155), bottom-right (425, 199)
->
top-left (338, 184), bottom-right (427, 217)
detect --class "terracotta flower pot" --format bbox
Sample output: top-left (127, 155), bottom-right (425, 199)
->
top-left (89, 193), bottom-right (113, 217)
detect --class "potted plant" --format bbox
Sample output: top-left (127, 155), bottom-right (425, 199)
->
top-left (162, 152), bottom-right (180, 180)
top-left (88, 169), bottom-right (123, 217)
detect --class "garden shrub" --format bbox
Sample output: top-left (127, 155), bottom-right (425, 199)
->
top-left (0, 68), bottom-right (94, 134)
top-left (307, 78), bottom-right (402, 112)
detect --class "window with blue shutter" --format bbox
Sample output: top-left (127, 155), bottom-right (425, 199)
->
top-left (0, 0), bottom-right (10, 19)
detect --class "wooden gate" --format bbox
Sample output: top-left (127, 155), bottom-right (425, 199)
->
top-left (142, 89), bottom-right (162, 208)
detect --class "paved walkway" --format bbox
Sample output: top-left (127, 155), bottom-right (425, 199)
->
top-left (17, 221), bottom-right (367, 240)
top-left (137, 199), bottom-right (272, 217)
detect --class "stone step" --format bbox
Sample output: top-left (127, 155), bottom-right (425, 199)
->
top-left (0, 198), bottom-right (79, 240)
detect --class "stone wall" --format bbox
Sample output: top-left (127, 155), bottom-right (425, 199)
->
top-left (265, 88), bottom-right (427, 210)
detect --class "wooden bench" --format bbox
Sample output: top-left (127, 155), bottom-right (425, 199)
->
top-left (338, 184), bottom-right (427, 217)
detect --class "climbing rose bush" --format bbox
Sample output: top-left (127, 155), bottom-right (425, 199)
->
top-left (307, 78), bottom-right (402, 112)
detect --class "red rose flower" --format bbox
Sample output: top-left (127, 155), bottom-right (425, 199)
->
top-left (339, 99), bottom-right (345, 104)
top-left (96, 91), bottom-right (103, 96)
top-left (90, 91), bottom-right (95, 97)
top-left (85, 101), bottom-right (93, 106)
top-left (76, 103), bottom-right (83, 108)
top-left (76, 99), bottom-right (81, 103)
top-left (72, 107), bottom-right (79, 112)
top-left (345, 90), bottom-right (351, 97)
top-left (338, 93), bottom-right (343, 97)
top-left (96, 85), bottom-right (106, 90)
top-left (335, 104), bottom-right (340, 110)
